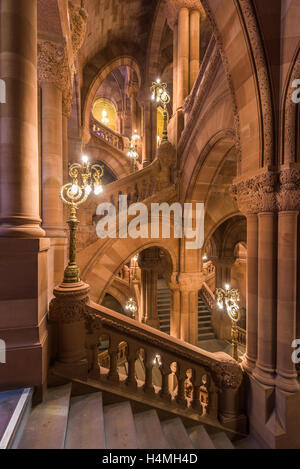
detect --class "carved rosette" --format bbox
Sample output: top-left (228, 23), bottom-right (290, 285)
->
top-left (212, 357), bottom-right (243, 390)
top-left (231, 171), bottom-right (278, 215)
top-left (277, 168), bottom-right (300, 212)
top-left (68, 2), bottom-right (88, 57)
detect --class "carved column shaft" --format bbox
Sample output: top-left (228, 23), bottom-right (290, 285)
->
top-left (0, 0), bottom-right (44, 237)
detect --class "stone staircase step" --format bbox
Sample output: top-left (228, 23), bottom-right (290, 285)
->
top-left (65, 392), bottom-right (105, 449)
top-left (134, 410), bottom-right (170, 449)
top-left (104, 401), bottom-right (138, 449)
top-left (211, 432), bottom-right (235, 449)
top-left (18, 384), bottom-right (72, 449)
top-left (198, 333), bottom-right (216, 340)
top-left (161, 418), bottom-right (194, 449)
top-left (188, 425), bottom-right (216, 449)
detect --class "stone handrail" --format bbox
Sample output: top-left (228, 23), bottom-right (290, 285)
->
top-left (84, 300), bottom-right (246, 433)
top-left (90, 116), bottom-right (127, 152)
top-left (201, 282), bottom-right (215, 311)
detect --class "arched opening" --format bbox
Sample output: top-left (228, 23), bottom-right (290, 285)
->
top-left (92, 98), bottom-right (117, 132)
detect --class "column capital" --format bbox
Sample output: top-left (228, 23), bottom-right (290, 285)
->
top-left (231, 170), bottom-right (278, 215)
top-left (166, 0), bottom-right (205, 29)
top-left (38, 39), bottom-right (73, 117)
top-left (277, 167), bottom-right (300, 212)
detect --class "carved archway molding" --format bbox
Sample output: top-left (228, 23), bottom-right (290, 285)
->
top-left (82, 56), bottom-right (142, 145)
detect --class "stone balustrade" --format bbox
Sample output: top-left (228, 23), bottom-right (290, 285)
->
top-left (201, 282), bottom-right (215, 311)
top-left (90, 116), bottom-right (126, 151)
top-left (83, 300), bottom-right (246, 433)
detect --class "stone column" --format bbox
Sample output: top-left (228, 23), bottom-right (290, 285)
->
top-left (139, 248), bottom-right (161, 328)
top-left (0, 0), bottom-right (48, 396)
top-left (189, 9), bottom-right (200, 92)
top-left (177, 7), bottom-right (189, 108)
top-left (276, 169), bottom-right (300, 392)
top-left (172, 23), bottom-right (178, 113)
top-left (253, 212), bottom-right (277, 385)
top-left (243, 214), bottom-right (258, 373)
top-left (178, 273), bottom-right (201, 345)
top-left (169, 280), bottom-right (180, 338)
top-left (0, 0), bottom-right (44, 238)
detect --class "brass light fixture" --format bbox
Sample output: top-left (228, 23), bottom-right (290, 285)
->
top-left (151, 78), bottom-right (170, 142)
top-left (60, 155), bottom-right (104, 284)
top-left (125, 297), bottom-right (138, 318)
top-left (215, 284), bottom-right (241, 361)
top-left (127, 130), bottom-right (140, 172)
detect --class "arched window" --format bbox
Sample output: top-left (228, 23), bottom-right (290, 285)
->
top-left (92, 98), bottom-right (117, 132)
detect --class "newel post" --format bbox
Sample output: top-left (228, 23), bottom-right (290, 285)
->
top-left (49, 282), bottom-right (90, 381)
top-left (212, 354), bottom-right (247, 434)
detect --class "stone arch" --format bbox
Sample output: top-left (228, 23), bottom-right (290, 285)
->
top-left (198, 0), bottom-right (275, 173)
top-left (82, 55), bottom-right (142, 144)
top-left (85, 140), bottom-right (132, 180)
top-left (81, 237), bottom-right (179, 304)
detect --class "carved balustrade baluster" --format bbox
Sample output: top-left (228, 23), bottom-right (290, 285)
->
top-left (159, 359), bottom-right (171, 401)
top-left (107, 341), bottom-right (120, 383)
top-left (125, 345), bottom-right (137, 389)
top-left (143, 350), bottom-right (155, 395)
top-left (176, 363), bottom-right (187, 406)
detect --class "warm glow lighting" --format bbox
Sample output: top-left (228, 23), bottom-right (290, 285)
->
top-left (101, 109), bottom-right (109, 125)
top-left (225, 284), bottom-right (230, 291)
top-left (94, 185), bottom-right (103, 195)
top-left (82, 155), bottom-right (89, 164)
top-left (85, 185), bottom-right (92, 195)
top-left (71, 184), bottom-right (79, 195)
top-left (156, 78), bottom-right (161, 83)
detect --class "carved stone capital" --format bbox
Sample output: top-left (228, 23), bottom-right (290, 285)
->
top-left (49, 282), bottom-right (90, 324)
top-left (277, 168), bottom-right (300, 212)
top-left (231, 171), bottom-right (278, 214)
top-left (212, 354), bottom-right (243, 390)
top-left (68, 1), bottom-right (88, 57)
top-left (166, 0), bottom-right (205, 28)
top-left (38, 40), bottom-right (69, 90)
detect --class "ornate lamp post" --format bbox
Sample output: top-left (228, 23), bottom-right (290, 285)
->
top-left (127, 129), bottom-right (140, 172)
top-left (215, 284), bottom-right (241, 361)
top-left (151, 78), bottom-right (171, 142)
top-left (125, 297), bottom-right (138, 319)
top-left (60, 155), bottom-right (104, 284)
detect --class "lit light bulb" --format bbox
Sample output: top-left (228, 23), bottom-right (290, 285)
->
top-left (94, 184), bottom-right (103, 195)
top-left (85, 185), bottom-right (92, 195)
top-left (71, 184), bottom-right (79, 195)
top-left (225, 284), bottom-right (230, 291)
top-left (82, 155), bottom-right (89, 164)
top-left (156, 78), bottom-right (161, 83)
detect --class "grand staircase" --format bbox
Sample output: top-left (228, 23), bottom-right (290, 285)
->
top-left (15, 384), bottom-right (254, 449)
top-left (157, 280), bottom-right (171, 335)
top-left (198, 293), bottom-right (216, 342)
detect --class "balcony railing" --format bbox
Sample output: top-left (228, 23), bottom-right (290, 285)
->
top-left (90, 116), bottom-right (126, 152)
top-left (84, 301), bottom-right (246, 434)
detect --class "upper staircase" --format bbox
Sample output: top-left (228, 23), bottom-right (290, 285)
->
top-left (198, 293), bottom-right (216, 342)
top-left (157, 279), bottom-right (171, 335)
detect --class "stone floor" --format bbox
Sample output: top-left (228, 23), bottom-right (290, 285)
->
top-left (0, 389), bottom-right (24, 443)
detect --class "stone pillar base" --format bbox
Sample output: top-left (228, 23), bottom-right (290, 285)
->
top-left (219, 413), bottom-right (247, 435)
top-left (247, 373), bottom-right (300, 448)
top-left (0, 238), bottom-right (50, 393)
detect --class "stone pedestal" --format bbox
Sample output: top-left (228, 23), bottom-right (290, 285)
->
top-left (49, 281), bottom-right (90, 381)
top-left (0, 238), bottom-right (49, 393)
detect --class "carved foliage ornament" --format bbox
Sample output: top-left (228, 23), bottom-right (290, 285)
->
top-left (212, 358), bottom-right (243, 390)
top-left (68, 2), bottom-right (88, 56)
top-left (232, 169), bottom-right (300, 214)
top-left (49, 297), bottom-right (89, 324)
